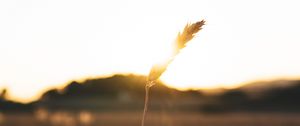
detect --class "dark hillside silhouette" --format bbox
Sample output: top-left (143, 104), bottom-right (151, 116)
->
top-left (36, 74), bottom-right (203, 111)
top-left (2, 75), bottom-right (300, 113)
top-left (202, 80), bottom-right (300, 112)
top-left (0, 89), bottom-right (33, 112)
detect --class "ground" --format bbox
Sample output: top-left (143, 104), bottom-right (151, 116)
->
top-left (1, 111), bottom-right (300, 126)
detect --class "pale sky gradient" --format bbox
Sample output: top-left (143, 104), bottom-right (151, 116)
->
top-left (1, 0), bottom-right (300, 102)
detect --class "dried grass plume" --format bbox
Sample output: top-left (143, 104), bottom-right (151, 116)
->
top-left (147, 20), bottom-right (205, 83)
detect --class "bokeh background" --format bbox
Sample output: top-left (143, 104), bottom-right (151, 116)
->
top-left (1, 0), bottom-right (300, 126)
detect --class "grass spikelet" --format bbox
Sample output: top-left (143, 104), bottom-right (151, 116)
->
top-left (141, 20), bottom-right (205, 126)
top-left (174, 20), bottom-right (205, 55)
top-left (147, 20), bottom-right (205, 83)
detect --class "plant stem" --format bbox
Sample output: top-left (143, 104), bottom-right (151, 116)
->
top-left (141, 82), bottom-right (151, 126)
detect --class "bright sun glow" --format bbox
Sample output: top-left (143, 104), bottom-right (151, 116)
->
top-left (1, 0), bottom-right (300, 102)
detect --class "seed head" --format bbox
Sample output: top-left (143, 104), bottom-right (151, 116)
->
top-left (147, 20), bottom-right (205, 83)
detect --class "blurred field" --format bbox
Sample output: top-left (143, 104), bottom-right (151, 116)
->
top-left (1, 111), bottom-right (300, 126)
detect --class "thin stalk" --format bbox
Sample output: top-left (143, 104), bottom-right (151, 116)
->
top-left (141, 82), bottom-right (152, 126)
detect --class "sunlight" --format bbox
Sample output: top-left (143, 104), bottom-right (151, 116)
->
top-left (1, 0), bottom-right (300, 102)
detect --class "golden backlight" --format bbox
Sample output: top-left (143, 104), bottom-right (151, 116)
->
top-left (1, 0), bottom-right (300, 103)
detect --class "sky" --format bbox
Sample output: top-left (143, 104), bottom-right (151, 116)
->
top-left (0, 0), bottom-right (300, 102)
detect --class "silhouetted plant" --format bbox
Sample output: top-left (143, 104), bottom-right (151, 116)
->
top-left (141, 20), bottom-right (205, 126)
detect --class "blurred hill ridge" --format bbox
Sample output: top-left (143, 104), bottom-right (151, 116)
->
top-left (1, 74), bottom-right (300, 113)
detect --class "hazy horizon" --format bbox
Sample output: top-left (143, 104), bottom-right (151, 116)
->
top-left (1, 73), bottom-right (300, 103)
top-left (1, 0), bottom-right (300, 102)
